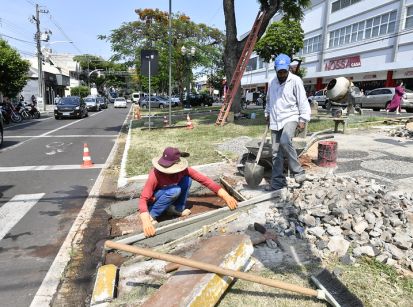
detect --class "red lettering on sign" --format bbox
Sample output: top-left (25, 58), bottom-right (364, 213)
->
top-left (325, 56), bottom-right (361, 71)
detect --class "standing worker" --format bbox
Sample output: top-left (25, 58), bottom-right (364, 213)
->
top-left (139, 147), bottom-right (238, 237)
top-left (264, 54), bottom-right (311, 191)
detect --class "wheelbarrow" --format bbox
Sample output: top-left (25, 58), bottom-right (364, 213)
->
top-left (237, 130), bottom-right (334, 177)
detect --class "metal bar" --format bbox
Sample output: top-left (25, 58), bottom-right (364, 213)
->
top-left (114, 189), bottom-right (283, 245)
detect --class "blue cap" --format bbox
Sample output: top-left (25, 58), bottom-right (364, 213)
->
top-left (274, 53), bottom-right (291, 72)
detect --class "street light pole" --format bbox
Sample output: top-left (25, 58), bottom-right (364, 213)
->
top-left (181, 46), bottom-right (195, 104)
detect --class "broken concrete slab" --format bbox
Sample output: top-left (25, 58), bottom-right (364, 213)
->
top-left (141, 234), bottom-right (253, 307)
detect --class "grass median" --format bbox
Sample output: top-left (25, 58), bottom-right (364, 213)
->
top-left (126, 107), bottom-right (387, 177)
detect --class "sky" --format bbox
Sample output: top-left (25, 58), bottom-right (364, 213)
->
top-left (0, 0), bottom-right (261, 60)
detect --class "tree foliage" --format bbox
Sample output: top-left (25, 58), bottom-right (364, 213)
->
top-left (0, 39), bottom-right (30, 98)
top-left (73, 54), bottom-right (131, 94)
top-left (98, 9), bottom-right (225, 97)
top-left (254, 20), bottom-right (304, 62)
top-left (70, 85), bottom-right (90, 98)
top-left (223, 0), bottom-right (310, 112)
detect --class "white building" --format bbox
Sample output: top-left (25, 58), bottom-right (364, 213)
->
top-left (241, 0), bottom-right (413, 95)
top-left (21, 53), bottom-right (79, 104)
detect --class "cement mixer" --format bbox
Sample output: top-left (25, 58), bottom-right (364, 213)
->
top-left (325, 77), bottom-right (363, 117)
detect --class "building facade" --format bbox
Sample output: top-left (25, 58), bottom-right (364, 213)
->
top-left (241, 0), bottom-right (413, 96)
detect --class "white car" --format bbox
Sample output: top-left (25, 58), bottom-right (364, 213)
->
top-left (114, 97), bottom-right (127, 108)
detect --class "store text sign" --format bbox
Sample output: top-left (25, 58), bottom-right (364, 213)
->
top-left (325, 56), bottom-right (361, 71)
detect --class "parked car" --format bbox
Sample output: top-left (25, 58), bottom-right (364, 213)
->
top-left (84, 97), bottom-right (101, 111)
top-left (308, 89), bottom-right (328, 108)
top-left (54, 96), bottom-right (88, 119)
top-left (97, 96), bottom-right (108, 109)
top-left (114, 97), bottom-right (127, 108)
top-left (139, 96), bottom-right (168, 109)
top-left (184, 94), bottom-right (213, 107)
top-left (359, 87), bottom-right (413, 112)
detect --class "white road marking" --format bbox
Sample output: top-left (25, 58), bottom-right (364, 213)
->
top-left (0, 164), bottom-right (105, 172)
top-left (0, 193), bottom-right (45, 241)
top-left (4, 135), bottom-right (117, 138)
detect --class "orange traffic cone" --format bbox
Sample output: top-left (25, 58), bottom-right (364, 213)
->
top-left (163, 115), bottom-right (168, 127)
top-left (81, 143), bottom-right (94, 168)
top-left (186, 114), bottom-right (194, 129)
top-left (134, 104), bottom-right (141, 119)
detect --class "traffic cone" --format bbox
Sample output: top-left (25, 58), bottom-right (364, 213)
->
top-left (186, 114), bottom-right (194, 129)
top-left (81, 143), bottom-right (94, 168)
top-left (134, 105), bottom-right (141, 119)
top-left (163, 115), bottom-right (168, 127)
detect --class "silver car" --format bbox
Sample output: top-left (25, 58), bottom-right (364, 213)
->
top-left (359, 87), bottom-right (413, 112)
top-left (308, 89), bottom-right (328, 108)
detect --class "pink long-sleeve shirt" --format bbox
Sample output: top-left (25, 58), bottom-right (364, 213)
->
top-left (139, 167), bottom-right (221, 213)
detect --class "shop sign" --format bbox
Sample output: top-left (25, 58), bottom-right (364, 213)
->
top-left (325, 56), bottom-right (361, 71)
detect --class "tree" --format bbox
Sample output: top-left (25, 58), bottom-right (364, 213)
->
top-left (70, 86), bottom-right (90, 98)
top-left (73, 54), bottom-right (130, 95)
top-left (223, 0), bottom-right (310, 113)
top-left (254, 20), bottom-right (304, 62)
top-left (0, 39), bottom-right (30, 100)
top-left (99, 9), bottom-right (225, 98)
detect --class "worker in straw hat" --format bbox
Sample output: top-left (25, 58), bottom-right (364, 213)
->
top-left (139, 147), bottom-right (238, 237)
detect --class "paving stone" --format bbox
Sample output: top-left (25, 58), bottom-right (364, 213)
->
top-left (142, 234), bottom-right (253, 307)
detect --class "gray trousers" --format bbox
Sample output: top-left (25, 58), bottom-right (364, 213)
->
top-left (270, 121), bottom-right (303, 188)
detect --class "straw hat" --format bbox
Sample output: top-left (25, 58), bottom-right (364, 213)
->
top-left (152, 147), bottom-right (189, 174)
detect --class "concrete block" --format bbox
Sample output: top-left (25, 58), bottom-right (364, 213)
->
top-left (142, 234), bottom-right (253, 307)
top-left (91, 264), bottom-right (118, 305)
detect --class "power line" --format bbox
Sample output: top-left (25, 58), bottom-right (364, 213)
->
top-left (47, 13), bottom-right (83, 54)
top-left (0, 32), bottom-right (35, 44)
top-left (23, 0), bottom-right (36, 6)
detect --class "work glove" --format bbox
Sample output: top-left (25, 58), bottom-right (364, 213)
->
top-left (140, 212), bottom-right (156, 237)
top-left (217, 188), bottom-right (237, 210)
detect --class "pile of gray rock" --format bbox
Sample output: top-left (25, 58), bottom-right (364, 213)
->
top-left (264, 174), bottom-right (413, 271)
top-left (388, 125), bottom-right (413, 139)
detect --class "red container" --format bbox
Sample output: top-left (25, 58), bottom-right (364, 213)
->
top-left (318, 141), bottom-right (337, 167)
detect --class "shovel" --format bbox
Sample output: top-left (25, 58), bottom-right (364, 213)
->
top-left (244, 125), bottom-right (269, 187)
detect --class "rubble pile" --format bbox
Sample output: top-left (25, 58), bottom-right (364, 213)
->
top-left (388, 125), bottom-right (413, 139)
top-left (264, 174), bottom-right (413, 271)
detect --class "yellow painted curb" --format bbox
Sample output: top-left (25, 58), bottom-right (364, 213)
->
top-left (91, 264), bottom-right (118, 305)
top-left (187, 240), bottom-right (254, 306)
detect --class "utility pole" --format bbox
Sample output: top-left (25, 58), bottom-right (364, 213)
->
top-left (33, 4), bottom-right (48, 111)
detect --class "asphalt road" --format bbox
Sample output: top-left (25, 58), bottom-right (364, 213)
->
top-left (0, 104), bottom-right (130, 307)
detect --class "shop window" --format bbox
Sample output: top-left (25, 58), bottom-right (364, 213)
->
top-left (406, 6), bottom-right (413, 29)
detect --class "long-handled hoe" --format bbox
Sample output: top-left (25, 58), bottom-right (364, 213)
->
top-left (105, 241), bottom-right (363, 307)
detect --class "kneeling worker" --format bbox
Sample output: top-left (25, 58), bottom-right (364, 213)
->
top-left (139, 147), bottom-right (238, 237)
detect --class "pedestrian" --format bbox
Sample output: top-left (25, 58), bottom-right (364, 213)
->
top-left (386, 81), bottom-right (405, 115)
top-left (139, 147), bottom-right (238, 237)
top-left (31, 95), bottom-right (37, 105)
top-left (264, 53), bottom-right (311, 191)
top-left (54, 94), bottom-right (61, 105)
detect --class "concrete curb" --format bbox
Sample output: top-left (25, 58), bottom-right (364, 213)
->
top-left (29, 108), bottom-right (131, 307)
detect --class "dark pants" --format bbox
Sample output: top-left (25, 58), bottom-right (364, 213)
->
top-left (270, 121), bottom-right (303, 189)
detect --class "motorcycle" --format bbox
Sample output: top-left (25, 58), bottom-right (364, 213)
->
top-left (26, 103), bottom-right (40, 119)
top-left (15, 101), bottom-right (32, 120)
top-left (1, 102), bottom-right (23, 123)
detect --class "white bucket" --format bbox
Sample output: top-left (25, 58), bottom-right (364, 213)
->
top-left (250, 112), bottom-right (256, 119)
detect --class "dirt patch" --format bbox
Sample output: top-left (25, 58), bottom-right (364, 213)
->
top-left (109, 193), bottom-right (225, 237)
